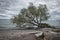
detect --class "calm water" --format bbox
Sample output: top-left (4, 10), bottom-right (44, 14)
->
top-left (0, 19), bottom-right (60, 28)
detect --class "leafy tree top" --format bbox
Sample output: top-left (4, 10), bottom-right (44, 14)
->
top-left (11, 3), bottom-right (50, 27)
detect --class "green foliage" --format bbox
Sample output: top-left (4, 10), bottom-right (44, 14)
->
top-left (38, 23), bottom-right (51, 28)
top-left (11, 3), bottom-right (50, 27)
top-left (52, 29), bottom-right (60, 32)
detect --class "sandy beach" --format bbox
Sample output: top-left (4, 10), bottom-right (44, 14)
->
top-left (0, 30), bottom-right (40, 40)
top-left (0, 28), bottom-right (60, 40)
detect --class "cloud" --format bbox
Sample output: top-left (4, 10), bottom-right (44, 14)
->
top-left (0, 0), bottom-right (60, 21)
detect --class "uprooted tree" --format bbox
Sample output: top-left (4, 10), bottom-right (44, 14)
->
top-left (11, 3), bottom-right (50, 28)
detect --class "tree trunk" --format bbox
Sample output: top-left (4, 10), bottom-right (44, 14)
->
top-left (38, 23), bottom-right (41, 28)
top-left (39, 15), bottom-right (42, 28)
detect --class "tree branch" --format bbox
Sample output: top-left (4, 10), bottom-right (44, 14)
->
top-left (28, 21), bottom-right (38, 26)
top-left (26, 14), bottom-right (38, 24)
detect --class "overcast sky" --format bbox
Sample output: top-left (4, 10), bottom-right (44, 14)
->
top-left (0, 0), bottom-right (60, 21)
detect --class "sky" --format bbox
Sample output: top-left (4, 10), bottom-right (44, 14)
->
top-left (0, 0), bottom-right (60, 21)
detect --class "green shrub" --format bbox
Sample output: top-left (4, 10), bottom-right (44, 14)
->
top-left (52, 29), bottom-right (60, 32)
top-left (38, 23), bottom-right (51, 28)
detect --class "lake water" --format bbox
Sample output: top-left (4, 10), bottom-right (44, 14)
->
top-left (0, 19), bottom-right (60, 28)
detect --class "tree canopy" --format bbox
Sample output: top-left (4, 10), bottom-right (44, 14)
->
top-left (11, 3), bottom-right (50, 27)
